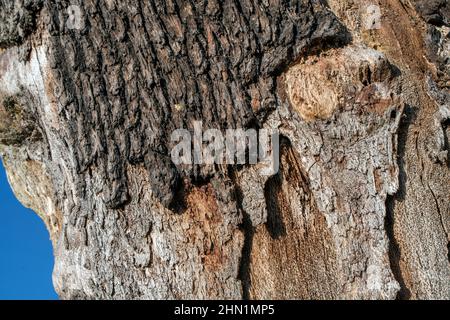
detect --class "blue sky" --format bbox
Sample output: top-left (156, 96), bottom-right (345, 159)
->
top-left (0, 160), bottom-right (58, 300)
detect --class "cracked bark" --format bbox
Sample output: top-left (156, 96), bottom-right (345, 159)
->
top-left (0, 0), bottom-right (449, 299)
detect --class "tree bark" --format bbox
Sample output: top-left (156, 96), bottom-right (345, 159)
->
top-left (0, 0), bottom-right (448, 299)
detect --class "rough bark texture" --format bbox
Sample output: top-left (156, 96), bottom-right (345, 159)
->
top-left (0, 0), bottom-right (448, 299)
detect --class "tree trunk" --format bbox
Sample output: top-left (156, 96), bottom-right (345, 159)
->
top-left (0, 0), bottom-right (448, 299)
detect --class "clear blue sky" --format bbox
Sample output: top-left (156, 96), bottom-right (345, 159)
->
top-left (0, 160), bottom-right (58, 300)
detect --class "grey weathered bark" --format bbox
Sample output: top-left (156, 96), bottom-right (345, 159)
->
top-left (0, 0), bottom-right (448, 299)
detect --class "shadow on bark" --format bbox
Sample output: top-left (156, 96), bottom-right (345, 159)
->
top-left (385, 104), bottom-right (417, 300)
top-left (264, 172), bottom-right (287, 239)
top-left (263, 137), bottom-right (299, 240)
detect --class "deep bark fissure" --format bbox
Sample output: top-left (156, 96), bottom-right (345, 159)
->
top-left (385, 104), bottom-right (416, 300)
top-left (264, 171), bottom-right (287, 239)
top-left (237, 210), bottom-right (254, 300)
top-left (385, 194), bottom-right (411, 300)
top-left (233, 174), bottom-right (254, 300)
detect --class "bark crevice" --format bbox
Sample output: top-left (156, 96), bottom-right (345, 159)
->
top-left (385, 194), bottom-right (411, 300)
top-left (385, 104), bottom-right (416, 300)
top-left (233, 176), bottom-right (254, 300)
top-left (264, 171), bottom-right (287, 240)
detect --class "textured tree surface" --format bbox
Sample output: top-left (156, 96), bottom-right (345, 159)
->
top-left (0, 0), bottom-right (448, 299)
